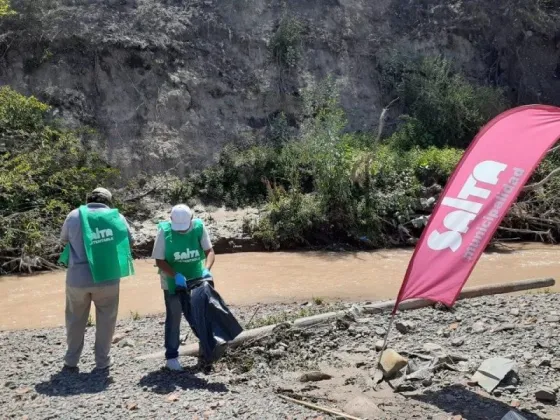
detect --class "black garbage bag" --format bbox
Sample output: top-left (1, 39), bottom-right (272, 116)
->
top-left (183, 280), bottom-right (243, 363)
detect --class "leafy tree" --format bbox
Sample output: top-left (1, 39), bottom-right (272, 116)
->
top-left (0, 87), bottom-right (116, 273)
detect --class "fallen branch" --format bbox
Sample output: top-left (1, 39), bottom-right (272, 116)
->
top-left (376, 97), bottom-right (400, 142)
top-left (136, 278), bottom-right (554, 361)
top-left (399, 351), bottom-right (432, 361)
top-left (245, 306), bottom-right (261, 329)
top-left (38, 257), bottom-right (59, 271)
top-left (498, 226), bottom-right (551, 236)
top-left (136, 307), bottom-right (362, 360)
top-left (277, 395), bottom-right (363, 420)
top-left (277, 390), bottom-right (335, 403)
top-left (524, 167), bottom-right (560, 192)
top-left (548, 144), bottom-right (560, 155)
top-left (363, 277), bottom-right (556, 314)
top-left (400, 350), bottom-right (468, 364)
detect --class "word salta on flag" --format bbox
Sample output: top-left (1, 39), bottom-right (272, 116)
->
top-left (394, 105), bottom-right (560, 312)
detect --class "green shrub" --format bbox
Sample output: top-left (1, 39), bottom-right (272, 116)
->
top-left (253, 188), bottom-right (325, 250)
top-left (0, 87), bottom-right (117, 273)
top-left (269, 15), bottom-right (303, 68)
top-left (195, 144), bottom-right (284, 208)
top-left (406, 146), bottom-right (464, 184)
top-left (385, 55), bottom-right (506, 149)
top-left (0, 0), bottom-right (15, 17)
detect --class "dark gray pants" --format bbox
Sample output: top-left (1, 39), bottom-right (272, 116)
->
top-left (163, 290), bottom-right (189, 360)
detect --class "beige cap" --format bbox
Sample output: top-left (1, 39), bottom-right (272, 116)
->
top-left (90, 187), bottom-right (113, 201)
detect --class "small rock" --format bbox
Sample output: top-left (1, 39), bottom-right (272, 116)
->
top-left (269, 349), bottom-right (285, 358)
top-left (423, 343), bottom-right (443, 354)
top-left (523, 352), bottom-right (532, 361)
top-left (551, 361), bottom-right (560, 371)
top-left (537, 340), bottom-right (550, 349)
top-left (375, 327), bottom-right (386, 336)
top-left (335, 319), bottom-right (351, 330)
top-left (167, 393), bottom-right (179, 402)
top-left (449, 322), bottom-right (459, 331)
top-left (380, 349), bottom-right (408, 378)
top-left (395, 321), bottom-right (415, 334)
top-left (353, 346), bottom-right (369, 354)
top-left (510, 308), bottom-right (520, 316)
top-left (540, 358), bottom-right (551, 367)
top-left (299, 371), bottom-right (332, 383)
top-left (535, 388), bottom-right (556, 402)
top-left (504, 372), bottom-right (520, 386)
top-left (375, 340), bottom-right (385, 352)
top-left (422, 378), bottom-right (433, 387)
top-left (494, 324), bottom-right (516, 333)
top-left (511, 399), bottom-right (521, 408)
top-left (472, 322), bottom-right (487, 334)
top-left (395, 382), bottom-right (417, 392)
top-left (546, 315), bottom-right (560, 323)
top-left (343, 396), bottom-right (384, 418)
top-left (15, 388), bottom-right (31, 395)
top-left (112, 333), bottom-right (126, 344)
top-left (119, 338), bottom-right (135, 348)
top-left (451, 337), bottom-right (464, 347)
top-left (126, 402), bottom-right (139, 411)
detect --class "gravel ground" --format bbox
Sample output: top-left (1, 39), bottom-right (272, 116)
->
top-left (2, 294), bottom-right (560, 419)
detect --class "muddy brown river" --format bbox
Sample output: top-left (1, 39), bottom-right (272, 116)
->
top-left (1, 243), bottom-right (559, 331)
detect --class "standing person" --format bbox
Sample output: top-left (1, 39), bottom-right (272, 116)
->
top-left (151, 204), bottom-right (242, 373)
top-left (59, 187), bottom-right (134, 372)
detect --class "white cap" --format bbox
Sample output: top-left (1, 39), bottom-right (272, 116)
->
top-left (170, 204), bottom-right (193, 231)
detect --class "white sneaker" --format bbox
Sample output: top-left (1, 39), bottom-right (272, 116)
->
top-left (166, 358), bottom-right (183, 371)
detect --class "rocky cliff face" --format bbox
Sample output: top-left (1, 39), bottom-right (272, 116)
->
top-left (0, 0), bottom-right (559, 178)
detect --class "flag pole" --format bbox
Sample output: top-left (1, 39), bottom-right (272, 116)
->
top-left (373, 311), bottom-right (396, 382)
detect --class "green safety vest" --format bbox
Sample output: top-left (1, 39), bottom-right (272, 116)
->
top-left (158, 219), bottom-right (205, 294)
top-left (58, 205), bottom-right (134, 283)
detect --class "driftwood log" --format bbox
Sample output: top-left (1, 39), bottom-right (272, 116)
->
top-left (136, 277), bottom-right (555, 361)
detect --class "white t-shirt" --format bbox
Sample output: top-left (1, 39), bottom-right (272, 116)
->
top-left (151, 224), bottom-right (213, 290)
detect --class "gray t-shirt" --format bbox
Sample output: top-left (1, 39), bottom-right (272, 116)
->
top-left (151, 224), bottom-right (213, 290)
top-left (60, 203), bottom-right (133, 288)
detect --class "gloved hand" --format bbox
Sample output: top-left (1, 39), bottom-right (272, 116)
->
top-left (174, 273), bottom-right (187, 289)
top-left (202, 268), bottom-right (212, 278)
